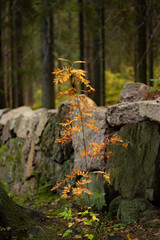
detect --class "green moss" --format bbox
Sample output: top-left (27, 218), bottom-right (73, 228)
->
top-left (0, 139), bottom-right (25, 183)
top-left (109, 121), bottom-right (160, 200)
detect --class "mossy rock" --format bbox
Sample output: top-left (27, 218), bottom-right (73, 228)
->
top-left (109, 121), bottom-right (160, 202)
top-left (117, 199), bottom-right (148, 222)
top-left (0, 138), bottom-right (25, 183)
top-left (40, 114), bottom-right (74, 163)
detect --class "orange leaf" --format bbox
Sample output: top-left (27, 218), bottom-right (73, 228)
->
top-left (85, 124), bottom-right (100, 131)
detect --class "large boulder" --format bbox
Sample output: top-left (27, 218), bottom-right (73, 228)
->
top-left (117, 199), bottom-right (148, 223)
top-left (40, 113), bottom-right (70, 163)
top-left (0, 106), bottom-right (33, 126)
top-left (0, 138), bottom-right (25, 183)
top-left (120, 82), bottom-right (160, 103)
top-left (0, 109), bottom-right (10, 119)
top-left (107, 100), bottom-right (160, 126)
top-left (108, 121), bottom-right (160, 203)
top-left (73, 107), bottom-right (108, 171)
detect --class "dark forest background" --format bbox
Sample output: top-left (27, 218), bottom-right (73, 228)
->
top-left (0, 0), bottom-right (160, 109)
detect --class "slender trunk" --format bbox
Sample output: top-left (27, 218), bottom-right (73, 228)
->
top-left (84, 0), bottom-right (92, 96)
top-left (15, 2), bottom-right (23, 106)
top-left (68, 0), bottom-right (75, 88)
top-left (10, 0), bottom-right (16, 108)
top-left (79, 0), bottom-right (85, 90)
top-left (135, 0), bottom-right (147, 84)
top-left (23, 81), bottom-right (33, 106)
top-left (92, 0), bottom-right (102, 106)
top-left (42, 0), bottom-right (55, 109)
top-left (10, 0), bottom-right (24, 108)
top-left (147, 1), bottom-right (153, 86)
top-left (2, 1), bottom-right (10, 107)
top-left (134, 40), bottom-right (137, 82)
top-left (79, 0), bottom-right (84, 70)
top-left (0, 0), bottom-right (5, 108)
top-left (101, 0), bottom-right (105, 106)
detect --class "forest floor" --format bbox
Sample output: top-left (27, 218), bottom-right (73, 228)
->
top-left (5, 192), bottom-right (160, 240)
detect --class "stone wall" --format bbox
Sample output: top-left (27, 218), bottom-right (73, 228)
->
top-left (0, 83), bottom-right (160, 223)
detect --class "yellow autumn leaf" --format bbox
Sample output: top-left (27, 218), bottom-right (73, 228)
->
top-left (127, 234), bottom-right (139, 240)
top-left (92, 215), bottom-right (99, 221)
top-left (68, 222), bottom-right (74, 228)
top-left (58, 58), bottom-right (70, 62)
top-left (73, 60), bottom-right (86, 64)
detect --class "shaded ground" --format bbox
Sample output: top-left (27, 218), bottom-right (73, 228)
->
top-left (1, 192), bottom-right (160, 240)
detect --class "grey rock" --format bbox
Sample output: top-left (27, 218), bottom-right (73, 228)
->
top-left (120, 82), bottom-right (160, 103)
top-left (107, 100), bottom-right (160, 127)
top-left (1, 121), bottom-right (12, 143)
top-left (120, 83), bottom-right (149, 103)
top-left (0, 109), bottom-right (10, 119)
top-left (139, 100), bottom-right (160, 123)
top-left (0, 138), bottom-right (25, 183)
top-left (108, 121), bottom-right (160, 201)
top-left (143, 219), bottom-right (160, 228)
top-left (140, 209), bottom-right (157, 224)
top-left (107, 102), bottom-right (144, 126)
top-left (117, 199), bottom-right (148, 222)
top-left (40, 113), bottom-right (64, 163)
top-left (34, 108), bottom-right (56, 144)
top-left (73, 107), bottom-right (108, 171)
top-left (0, 106), bottom-right (33, 125)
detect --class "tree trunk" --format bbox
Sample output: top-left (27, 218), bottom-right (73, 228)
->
top-left (42, 0), bottom-right (55, 109)
top-left (10, 0), bottom-right (16, 108)
top-left (14, 1), bottom-right (24, 107)
top-left (135, 0), bottom-right (147, 84)
top-left (147, 1), bottom-right (154, 86)
top-left (83, 0), bottom-right (93, 95)
top-left (79, 0), bottom-right (84, 70)
top-left (79, 0), bottom-right (85, 90)
top-left (0, 0), bottom-right (5, 108)
top-left (2, 1), bottom-right (11, 108)
top-left (92, 0), bottom-right (102, 106)
top-left (0, 184), bottom-right (53, 239)
top-left (101, 0), bottom-right (105, 106)
top-left (23, 81), bottom-right (33, 106)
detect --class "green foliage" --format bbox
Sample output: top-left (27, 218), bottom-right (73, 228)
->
top-left (150, 78), bottom-right (160, 93)
top-left (0, 140), bottom-right (25, 183)
top-left (62, 229), bottom-right (72, 238)
top-left (32, 88), bottom-right (42, 109)
top-left (0, 179), bottom-right (9, 191)
top-left (59, 207), bottom-right (72, 221)
top-left (105, 66), bottom-right (134, 106)
top-left (90, 191), bottom-right (107, 209)
top-left (85, 233), bottom-right (94, 240)
top-left (150, 78), bottom-right (160, 83)
top-left (0, 145), bottom-right (7, 167)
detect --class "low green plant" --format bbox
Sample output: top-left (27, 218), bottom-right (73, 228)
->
top-left (62, 229), bottom-right (72, 238)
top-left (59, 206), bottom-right (72, 221)
top-left (85, 233), bottom-right (94, 240)
top-left (0, 179), bottom-right (9, 191)
top-left (150, 78), bottom-right (160, 92)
